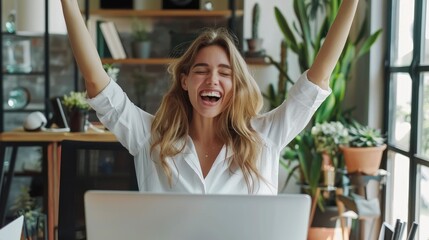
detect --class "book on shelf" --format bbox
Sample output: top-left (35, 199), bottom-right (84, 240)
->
top-left (94, 20), bottom-right (112, 58)
top-left (99, 21), bottom-right (126, 59)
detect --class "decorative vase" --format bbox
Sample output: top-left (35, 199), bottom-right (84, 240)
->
top-left (131, 41), bottom-right (151, 58)
top-left (68, 109), bottom-right (88, 132)
top-left (340, 144), bottom-right (387, 175)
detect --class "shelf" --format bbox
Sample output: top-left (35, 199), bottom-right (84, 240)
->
top-left (102, 57), bottom-right (270, 66)
top-left (88, 9), bottom-right (243, 18)
top-left (245, 57), bottom-right (269, 65)
top-left (2, 32), bottom-right (44, 39)
top-left (3, 71), bottom-right (45, 76)
top-left (5, 171), bottom-right (42, 177)
top-left (101, 58), bottom-right (173, 65)
top-left (3, 103), bottom-right (45, 113)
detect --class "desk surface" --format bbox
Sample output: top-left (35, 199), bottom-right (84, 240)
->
top-left (0, 127), bottom-right (117, 142)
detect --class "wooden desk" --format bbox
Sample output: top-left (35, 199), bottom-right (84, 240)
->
top-left (0, 128), bottom-right (116, 240)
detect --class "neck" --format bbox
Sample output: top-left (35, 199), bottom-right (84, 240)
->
top-left (189, 117), bottom-right (221, 145)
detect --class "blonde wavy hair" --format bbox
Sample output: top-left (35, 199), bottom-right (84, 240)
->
top-left (151, 28), bottom-right (264, 192)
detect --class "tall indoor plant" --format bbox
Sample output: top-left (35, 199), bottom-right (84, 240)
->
top-left (270, 0), bottom-right (382, 192)
top-left (267, 1), bottom-right (382, 235)
top-left (269, 0), bottom-right (382, 124)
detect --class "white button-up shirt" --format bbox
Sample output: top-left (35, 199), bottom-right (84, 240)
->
top-left (88, 70), bottom-right (330, 195)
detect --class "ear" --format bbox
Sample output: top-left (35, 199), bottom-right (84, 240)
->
top-left (181, 73), bottom-right (188, 91)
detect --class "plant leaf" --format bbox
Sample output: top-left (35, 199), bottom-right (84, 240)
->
top-left (357, 29), bottom-right (383, 58)
top-left (274, 7), bottom-right (299, 52)
top-left (314, 94), bottom-right (336, 123)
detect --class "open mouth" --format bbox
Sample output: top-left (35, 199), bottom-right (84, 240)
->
top-left (200, 90), bottom-right (221, 103)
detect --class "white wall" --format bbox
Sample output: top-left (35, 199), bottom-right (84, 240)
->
top-left (367, 0), bottom-right (387, 129)
top-left (346, 0), bottom-right (386, 129)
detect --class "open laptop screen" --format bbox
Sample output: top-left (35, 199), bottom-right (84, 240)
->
top-left (84, 191), bottom-right (311, 240)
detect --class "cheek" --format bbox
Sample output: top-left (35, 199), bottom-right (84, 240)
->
top-left (223, 85), bottom-right (233, 102)
top-left (223, 80), bottom-right (233, 96)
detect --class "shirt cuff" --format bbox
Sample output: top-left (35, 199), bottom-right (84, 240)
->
top-left (289, 70), bottom-right (332, 108)
top-left (87, 79), bottom-right (121, 115)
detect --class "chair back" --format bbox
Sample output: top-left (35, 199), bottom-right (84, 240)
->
top-left (57, 140), bottom-right (137, 240)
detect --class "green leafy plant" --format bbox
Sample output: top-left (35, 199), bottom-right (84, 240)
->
top-left (270, 0), bottom-right (382, 123)
top-left (346, 121), bottom-right (385, 147)
top-left (131, 18), bottom-right (150, 42)
top-left (103, 63), bottom-right (120, 81)
top-left (62, 91), bottom-right (91, 111)
top-left (269, 0), bottom-right (382, 209)
top-left (9, 186), bottom-right (43, 234)
top-left (282, 131), bottom-right (325, 209)
top-left (311, 121), bottom-right (349, 167)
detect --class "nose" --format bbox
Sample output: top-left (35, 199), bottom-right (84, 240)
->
top-left (206, 72), bottom-right (219, 86)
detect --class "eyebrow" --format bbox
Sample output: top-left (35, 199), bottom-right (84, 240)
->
top-left (192, 63), bottom-right (231, 69)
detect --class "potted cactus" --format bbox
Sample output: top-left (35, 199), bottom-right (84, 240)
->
top-left (246, 3), bottom-right (264, 56)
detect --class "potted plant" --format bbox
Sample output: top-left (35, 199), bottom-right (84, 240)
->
top-left (283, 130), bottom-right (342, 235)
top-left (340, 121), bottom-right (386, 175)
top-left (62, 91), bottom-right (91, 132)
top-left (9, 186), bottom-right (44, 238)
top-left (270, 1), bottom-right (382, 238)
top-left (131, 18), bottom-right (151, 58)
top-left (312, 121), bottom-right (349, 168)
top-left (245, 3), bottom-right (264, 57)
top-left (103, 63), bottom-right (120, 82)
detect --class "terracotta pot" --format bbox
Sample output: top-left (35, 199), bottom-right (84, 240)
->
top-left (340, 144), bottom-right (387, 175)
top-left (308, 227), bottom-right (350, 240)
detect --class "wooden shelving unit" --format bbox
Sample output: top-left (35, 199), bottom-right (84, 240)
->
top-left (101, 58), bottom-right (173, 65)
top-left (88, 9), bottom-right (244, 18)
top-left (102, 57), bottom-right (269, 66)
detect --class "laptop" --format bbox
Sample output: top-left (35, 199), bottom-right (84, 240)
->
top-left (0, 215), bottom-right (23, 240)
top-left (84, 191), bottom-right (311, 240)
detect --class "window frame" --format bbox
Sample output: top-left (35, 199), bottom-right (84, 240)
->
top-left (384, 0), bottom-right (429, 234)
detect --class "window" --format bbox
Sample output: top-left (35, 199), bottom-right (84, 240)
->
top-left (386, 0), bottom-right (429, 239)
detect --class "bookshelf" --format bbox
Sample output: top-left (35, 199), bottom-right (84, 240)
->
top-left (88, 9), bottom-right (244, 18)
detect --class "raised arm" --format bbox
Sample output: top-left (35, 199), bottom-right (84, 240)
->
top-left (307, 0), bottom-right (359, 89)
top-left (61, 0), bottom-right (110, 97)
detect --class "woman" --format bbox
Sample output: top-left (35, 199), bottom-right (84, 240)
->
top-left (60, 0), bottom-right (360, 194)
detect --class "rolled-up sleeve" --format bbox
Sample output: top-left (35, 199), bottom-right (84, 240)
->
top-left (87, 80), bottom-right (154, 156)
top-left (253, 70), bottom-right (331, 149)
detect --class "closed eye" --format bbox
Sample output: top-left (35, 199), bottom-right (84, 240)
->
top-left (192, 66), bottom-right (209, 74)
top-left (219, 72), bottom-right (231, 77)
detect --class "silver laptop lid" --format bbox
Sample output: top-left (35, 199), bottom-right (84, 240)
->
top-left (84, 191), bottom-right (310, 240)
